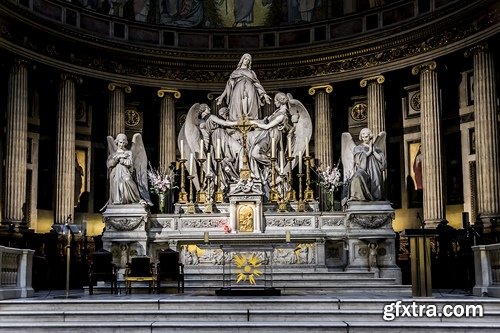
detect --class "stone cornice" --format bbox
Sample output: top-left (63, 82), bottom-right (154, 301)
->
top-left (0, 0), bottom-right (499, 89)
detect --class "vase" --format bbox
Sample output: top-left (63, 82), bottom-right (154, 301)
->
top-left (158, 192), bottom-right (166, 214)
top-left (327, 192), bottom-right (336, 212)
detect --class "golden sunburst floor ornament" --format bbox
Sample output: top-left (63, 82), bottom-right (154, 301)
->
top-left (233, 253), bottom-right (263, 285)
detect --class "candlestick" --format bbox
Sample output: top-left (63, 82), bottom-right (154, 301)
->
top-left (189, 153), bottom-right (194, 175)
top-left (216, 139), bottom-right (221, 159)
top-left (287, 136), bottom-right (292, 157)
top-left (180, 140), bottom-right (184, 159)
top-left (199, 139), bottom-right (204, 159)
top-left (206, 153), bottom-right (211, 175)
top-left (271, 137), bottom-right (276, 158)
top-left (280, 150), bottom-right (284, 174)
top-left (298, 152), bottom-right (302, 173)
top-left (306, 143), bottom-right (309, 157)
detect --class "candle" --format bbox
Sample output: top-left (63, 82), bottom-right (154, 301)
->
top-left (298, 152), bottom-right (302, 173)
top-left (206, 153), bottom-right (211, 175)
top-left (271, 137), bottom-right (276, 159)
top-left (189, 153), bottom-right (194, 175)
top-left (288, 136), bottom-right (292, 157)
top-left (181, 140), bottom-right (185, 160)
top-left (204, 231), bottom-right (209, 243)
top-left (216, 139), bottom-right (221, 159)
top-left (286, 230), bottom-right (291, 243)
top-left (306, 143), bottom-right (309, 157)
top-left (199, 139), bottom-right (204, 159)
top-left (280, 150), bottom-right (284, 174)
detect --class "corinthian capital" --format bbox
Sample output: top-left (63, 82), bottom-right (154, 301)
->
top-left (308, 84), bottom-right (333, 96)
top-left (412, 61), bottom-right (438, 76)
top-left (108, 82), bottom-right (132, 93)
top-left (157, 88), bottom-right (181, 99)
top-left (464, 42), bottom-right (489, 58)
top-left (360, 75), bottom-right (385, 87)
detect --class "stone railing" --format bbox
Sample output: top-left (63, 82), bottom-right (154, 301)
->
top-left (473, 243), bottom-right (500, 297)
top-left (0, 246), bottom-right (34, 300)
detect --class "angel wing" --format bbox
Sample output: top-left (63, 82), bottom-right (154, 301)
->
top-left (374, 131), bottom-right (387, 160)
top-left (178, 103), bottom-right (202, 190)
top-left (106, 135), bottom-right (117, 156)
top-left (287, 94), bottom-right (312, 171)
top-left (131, 133), bottom-right (153, 205)
top-left (341, 132), bottom-right (356, 182)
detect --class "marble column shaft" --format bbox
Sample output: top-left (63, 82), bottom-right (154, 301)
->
top-left (309, 85), bottom-right (333, 167)
top-left (4, 60), bottom-right (28, 223)
top-left (107, 83), bottom-right (131, 137)
top-left (158, 89), bottom-right (180, 169)
top-left (471, 45), bottom-right (500, 222)
top-left (54, 74), bottom-right (78, 224)
top-left (361, 75), bottom-right (386, 134)
top-left (413, 62), bottom-right (445, 227)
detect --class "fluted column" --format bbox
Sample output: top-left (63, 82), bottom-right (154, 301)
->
top-left (157, 88), bottom-right (181, 169)
top-left (54, 74), bottom-right (81, 224)
top-left (3, 60), bottom-right (29, 225)
top-left (466, 43), bottom-right (500, 230)
top-left (360, 75), bottom-right (386, 134)
top-left (107, 82), bottom-right (131, 137)
top-left (308, 84), bottom-right (333, 167)
top-left (412, 61), bottom-right (445, 228)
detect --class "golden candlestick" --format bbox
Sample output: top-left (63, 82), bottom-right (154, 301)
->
top-left (187, 175), bottom-right (195, 214)
top-left (286, 156), bottom-right (296, 202)
top-left (304, 156), bottom-right (314, 202)
top-left (178, 158), bottom-right (188, 204)
top-left (270, 156), bottom-right (279, 203)
top-left (215, 157), bottom-right (224, 203)
top-left (197, 156), bottom-right (206, 204)
top-left (297, 172), bottom-right (305, 212)
top-left (278, 169), bottom-right (288, 212)
top-left (204, 173), bottom-right (214, 214)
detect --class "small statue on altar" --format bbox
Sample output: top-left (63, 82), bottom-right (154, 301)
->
top-left (368, 242), bottom-right (378, 270)
top-left (103, 133), bottom-right (152, 208)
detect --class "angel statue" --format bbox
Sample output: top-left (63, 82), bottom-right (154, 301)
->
top-left (178, 103), bottom-right (239, 194)
top-left (104, 133), bottom-right (152, 208)
top-left (341, 128), bottom-right (387, 204)
top-left (249, 92), bottom-right (312, 196)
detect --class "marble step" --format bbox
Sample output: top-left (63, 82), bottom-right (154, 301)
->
top-left (0, 321), bottom-right (499, 333)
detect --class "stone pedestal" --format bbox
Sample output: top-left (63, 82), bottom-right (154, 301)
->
top-left (228, 180), bottom-right (264, 233)
top-left (102, 204), bottom-right (149, 276)
top-left (344, 201), bottom-right (401, 283)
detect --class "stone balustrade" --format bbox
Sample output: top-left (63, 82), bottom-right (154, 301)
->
top-left (473, 243), bottom-right (500, 297)
top-left (0, 246), bottom-right (34, 300)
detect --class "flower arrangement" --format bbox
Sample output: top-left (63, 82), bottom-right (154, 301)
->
top-left (317, 163), bottom-right (343, 194)
top-left (218, 221), bottom-right (232, 233)
top-left (147, 162), bottom-right (177, 195)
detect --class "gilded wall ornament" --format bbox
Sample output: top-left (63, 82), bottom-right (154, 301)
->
top-left (350, 103), bottom-right (368, 121)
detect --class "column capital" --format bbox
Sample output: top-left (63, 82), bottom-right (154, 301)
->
top-left (308, 84), bottom-right (333, 96)
top-left (412, 61), bottom-right (437, 75)
top-left (158, 88), bottom-right (181, 99)
top-left (60, 73), bottom-right (83, 84)
top-left (464, 42), bottom-right (489, 58)
top-left (360, 75), bottom-right (385, 87)
top-left (108, 82), bottom-right (132, 93)
top-left (207, 92), bottom-right (221, 100)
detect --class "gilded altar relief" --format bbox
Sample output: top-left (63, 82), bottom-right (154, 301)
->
top-left (238, 204), bottom-right (254, 232)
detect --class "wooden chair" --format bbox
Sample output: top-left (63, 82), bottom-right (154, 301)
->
top-left (156, 249), bottom-right (184, 293)
top-left (124, 256), bottom-right (155, 294)
top-left (88, 249), bottom-right (117, 295)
